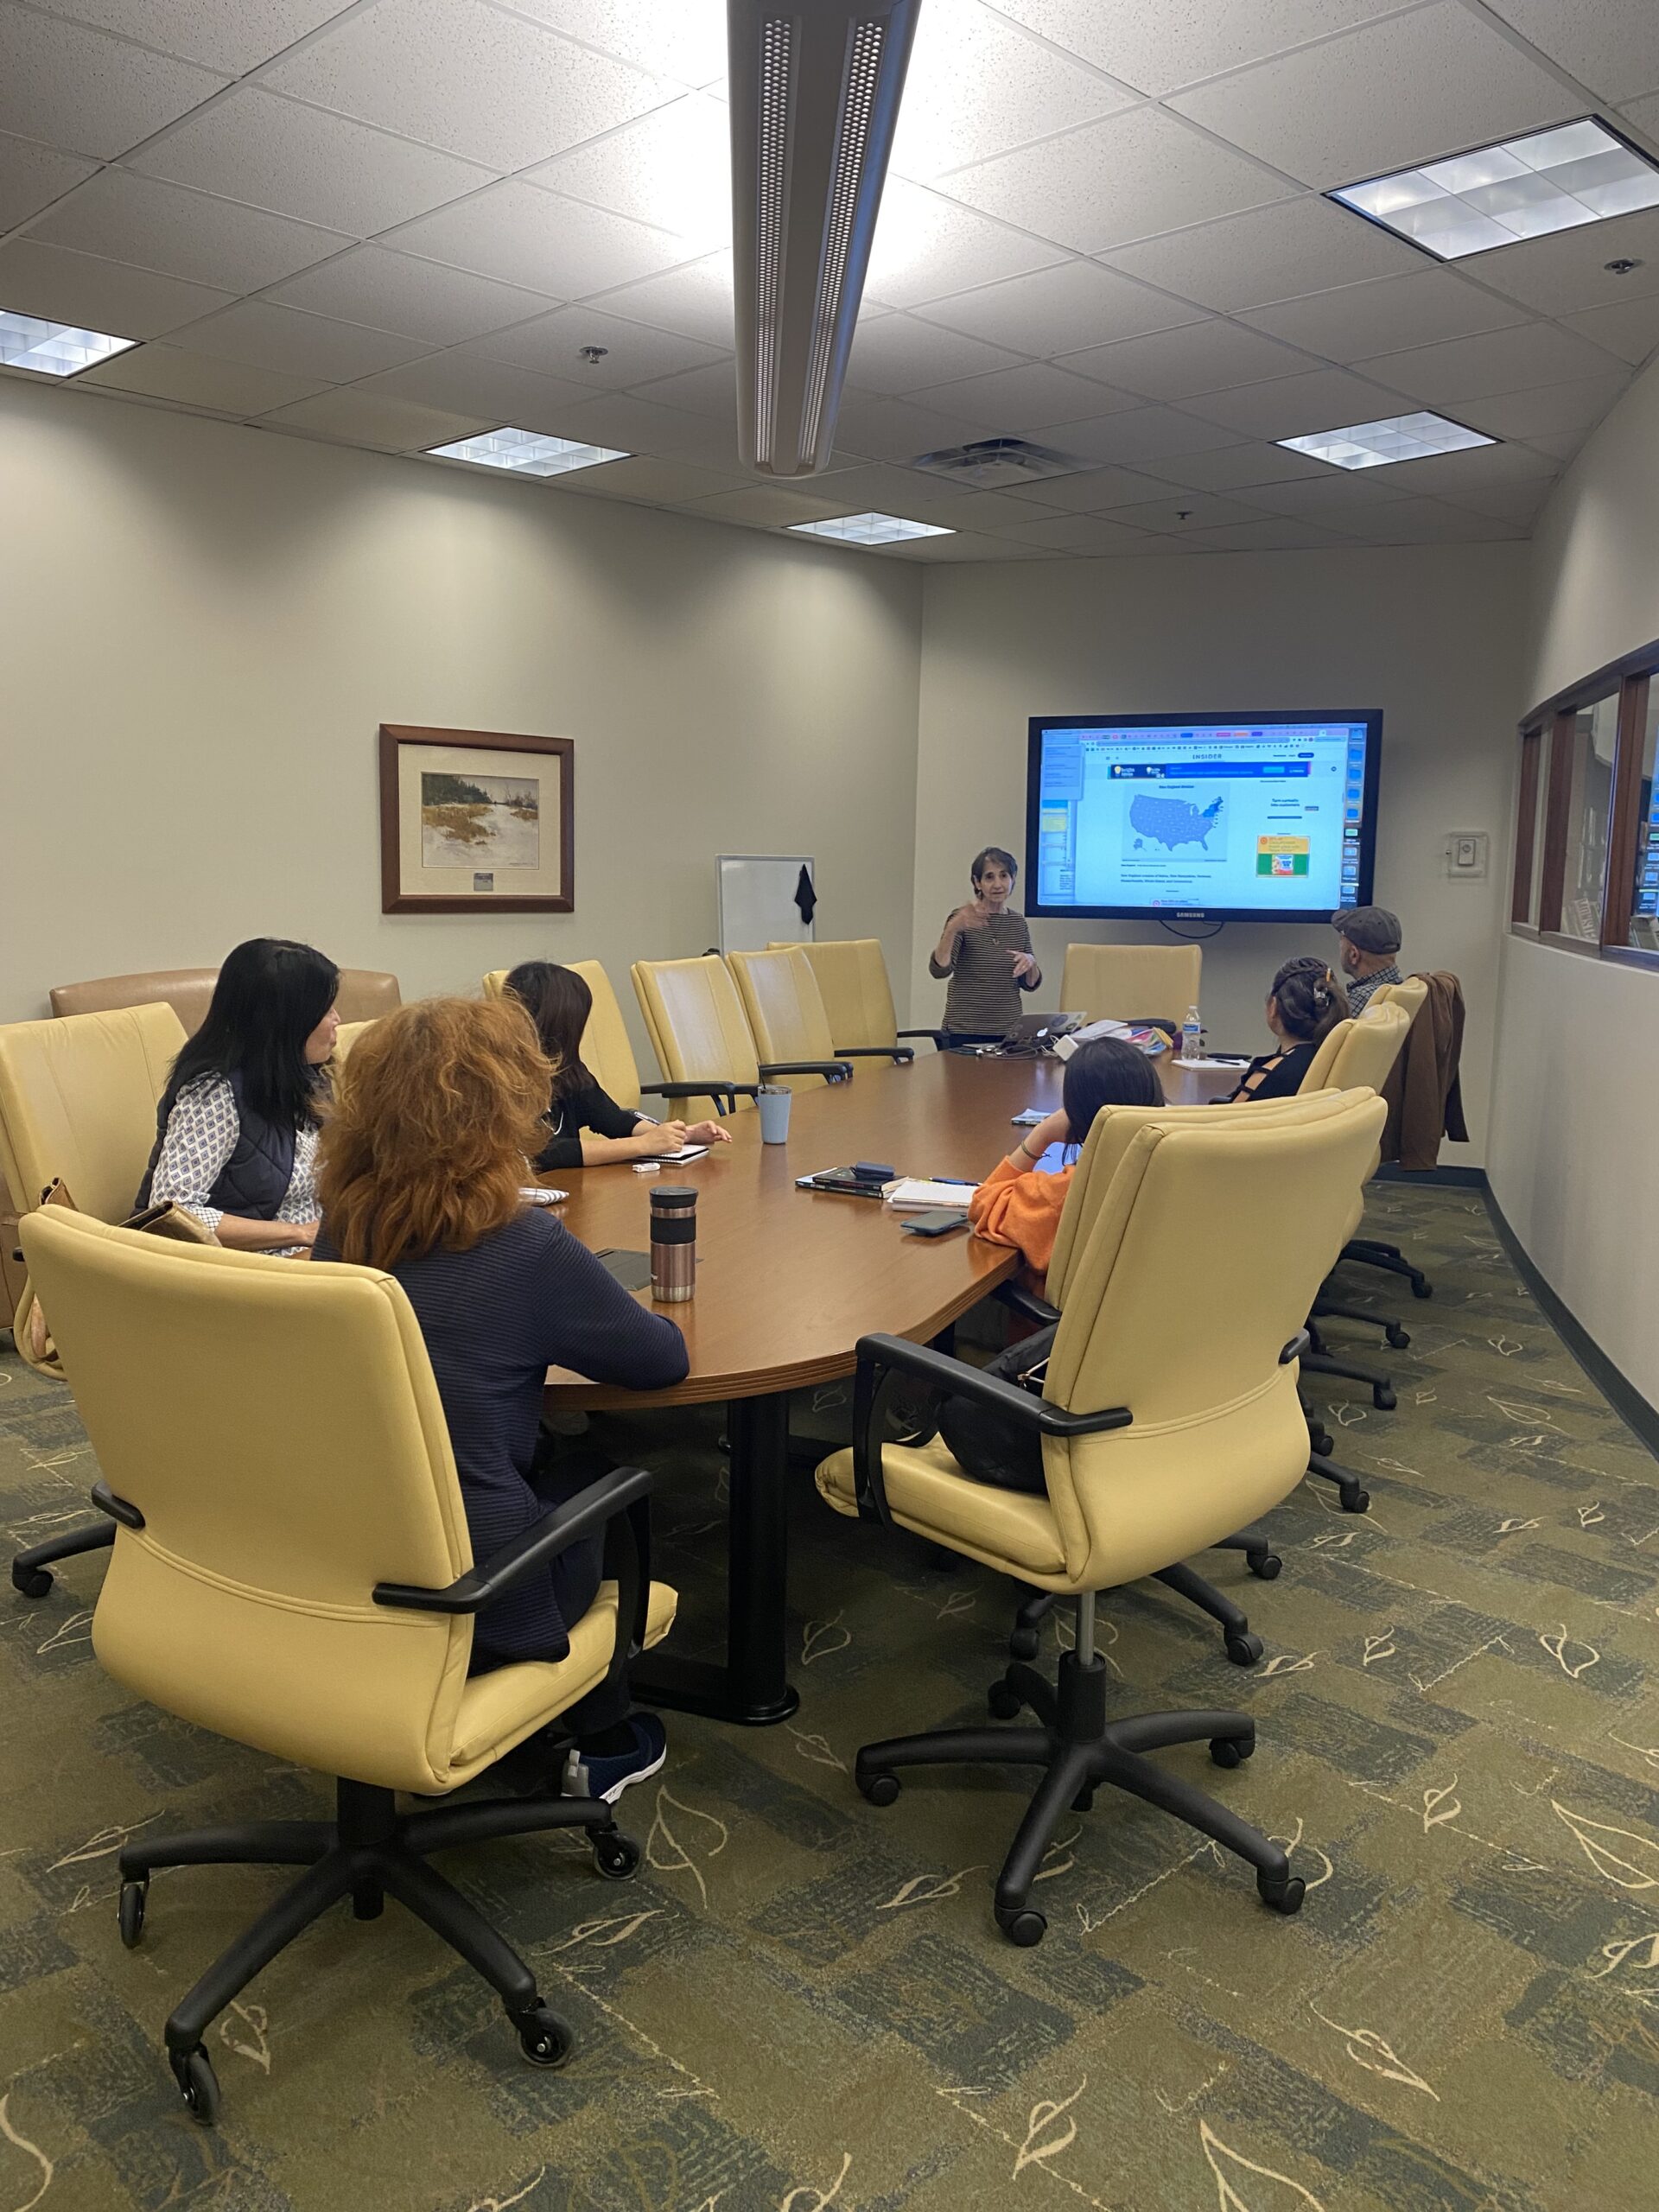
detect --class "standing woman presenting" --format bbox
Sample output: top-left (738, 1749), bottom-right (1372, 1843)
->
top-left (930, 846), bottom-right (1042, 1046)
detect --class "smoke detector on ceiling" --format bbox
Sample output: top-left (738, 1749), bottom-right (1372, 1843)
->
top-left (912, 436), bottom-right (1096, 490)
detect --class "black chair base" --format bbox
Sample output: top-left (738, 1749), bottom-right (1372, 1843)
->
top-left (1344, 1236), bottom-right (1432, 1299)
top-left (1308, 1451), bottom-right (1370, 1513)
top-left (1301, 1345), bottom-right (1395, 1413)
top-left (117, 1774), bottom-right (640, 2125)
top-left (1009, 1529), bottom-right (1281, 1667)
top-left (11, 1515), bottom-right (116, 1598)
top-left (1314, 1294), bottom-right (1410, 1351)
top-left (856, 1649), bottom-right (1304, 1945)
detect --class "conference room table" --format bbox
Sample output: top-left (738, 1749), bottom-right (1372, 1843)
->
top-left (542, 1043), bottom-right (1239, 1726)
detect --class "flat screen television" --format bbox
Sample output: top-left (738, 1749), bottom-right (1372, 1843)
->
top-left (1026, 710), bottom-right (1382, 924)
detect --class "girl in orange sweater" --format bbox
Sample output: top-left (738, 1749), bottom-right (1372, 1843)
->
top-left (969, 1037), bottom-right (1161, 1290)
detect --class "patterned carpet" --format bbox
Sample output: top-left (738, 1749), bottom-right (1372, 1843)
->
top-left (1, 1185), bottom-right (1656, 2212)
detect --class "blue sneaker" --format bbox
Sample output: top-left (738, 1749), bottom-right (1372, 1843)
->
top-left (563, 1713), bottom-right (667, 1805)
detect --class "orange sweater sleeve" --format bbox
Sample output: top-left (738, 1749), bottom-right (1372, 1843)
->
top-left (968, 1155), bottom-right (1074, 1284)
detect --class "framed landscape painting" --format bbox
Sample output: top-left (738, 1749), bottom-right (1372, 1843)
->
top-left (379, 725), bottom-right (575, 914)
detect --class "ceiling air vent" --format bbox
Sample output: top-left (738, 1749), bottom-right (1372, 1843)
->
top-left (912, 437), bottom-right (1097, 490)
top-left (729, 0), bottom-right (921, 476)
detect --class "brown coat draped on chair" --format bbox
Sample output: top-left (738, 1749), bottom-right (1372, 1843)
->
top-left (1380, 971), bottom-right (1467, 1168)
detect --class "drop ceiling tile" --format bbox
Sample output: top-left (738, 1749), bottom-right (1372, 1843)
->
top-left (0, 131), bottom-right (95, 229)
top-left (1377, 440), bottom-right (1557, 492)
top-left (1059, 318), bottom-right (1315, 400)
top-left (1169, 3), bottom-right (1576, 190)
top-left (868, 529), bottom-right (1058, 561)
top-left (78, 341), bottom-right (330, 414)
top-left (594, 252), bottom-right (734, 346)
top-left (27, 171), bottom-right (350, 292)
top-left (268, 245), bottom-right (553, 344)
top-left (1108, 492), bottom-right (1278, 531)
top-left (129, 89), bottom-right (495, 237)
top-left (385, 181), bottom-right (692, 299)
top-left (938, 488), bottom-right (1071, 529)
top-left (1464, 208), bottom-right (1659, 316)
top-left (844, 313), bottom-right (1027, 396)
top-left (1560, 295), bottom-right (1659, 367)
top-left (0, 4), bottom-right (226, 160)
top-left (907, 360), bottom-right (1141, 430)
top-left (890, 2), bottom-right (1135, 181)
top-left (550, 389), bottom-right (742, 464)
top-left (1337, 495), bottom-right (1522, 542)
top-left (505, 0), bottom-right (726, 88)
top-left (261, 388), bottom-right (493, 452)
top-left (1008, 463), bottom-right (1178, 511)
top-left (1240, 474), bottom-right (1413, 518)
top-left (467, 305), bottom-right (728, 385)
top-left (1524, 429), bottom-right (1587, 461)
top-left (30, 1), bottom-right (353, 73)
top-left (941, 108), bottom-right (1293, 256)
top-left (1178, 365), bottom-right (1411, 438)
top-left (865, 178), bottom-right (1068, 308)
top-left (1135, 440), bottom-right (1333, 491)
top-left (999, 513), bottom-right (1155, 552)
top-left (1484, 2), bottom-right (1659, 105)
top-left (989, 0), bottom-right (1408, 99)
top-left (913, 260), bottom-right (1206, 356)
top-left (631, 360), bottom-right (736, 421)
top-left (1240, 269), bottom-right (1529, 361)
top-left (1458, 372), bottom-right (1629, 440)
top-left (683, 486), bottom-right (855, 528)
top-left (262, 0), bottom-right (672, 172)
top-left (829, 391), bottom-right (1002, 462)
top-left (1438, 477), bottom-right (1552, 524)
top-left (1102, 193), bottom-right (1422, 312)
top-left (0, 238), bottom-right (232, 336)
top-left (774, 461), bottom-right (964, 524)
top-left (1626, 92), bottom-right (1659, 140)
top-left (1352, 323), bottom-right (1624, 407)
top-left (353, 353), bottom-right (595, 428)
top-left (1037, 406), bottom-right (1245, 464)
top-left (1179, 518), bottom-right (1359, 550)
top-left (166, 297), bottom-right (431, 378)
top-left (549, 454), bottom-right (751, 505)
top-left (527, 92), bottom-right (728, 256)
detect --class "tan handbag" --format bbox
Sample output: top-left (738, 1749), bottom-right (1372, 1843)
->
top-left (20, 1180), bottom-right (218, 1376)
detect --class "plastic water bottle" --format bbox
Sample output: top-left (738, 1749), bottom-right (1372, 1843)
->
top-left (1181, 1004), bottom-right (1202, 1063)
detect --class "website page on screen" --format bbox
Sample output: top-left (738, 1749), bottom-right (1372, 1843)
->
top-left (1035, 721), bottom-right (1370, 912)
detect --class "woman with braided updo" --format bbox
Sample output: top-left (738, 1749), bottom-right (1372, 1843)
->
top-left (1223, 957), bottom-right (1349, 1102)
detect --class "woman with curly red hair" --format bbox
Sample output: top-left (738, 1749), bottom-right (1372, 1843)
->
top-left (315, 995), bottom-right (687, 1802)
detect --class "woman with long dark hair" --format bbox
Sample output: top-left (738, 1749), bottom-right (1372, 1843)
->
top-left (1222, 957), bottom-right (1349, 1103)
top-left (139, 937), bottom-right (339, 1253)
top-left (504, 960), bottom-right (730, 1169)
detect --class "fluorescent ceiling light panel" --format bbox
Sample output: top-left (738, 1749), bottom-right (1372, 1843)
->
top-left (1332, 119), bottom-right (1659, 259)
top-left (1276, 410), bottom-right (1496, 470)
top-left (0, 308), bottom-right (137, 378)
top-left (787, 510), bottom-right (950, 543)
top-left (425, 427), bottom-right (628, 476)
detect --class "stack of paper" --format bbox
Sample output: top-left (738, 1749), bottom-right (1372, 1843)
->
top-left (883, 1178), bottom-right (976, 1210)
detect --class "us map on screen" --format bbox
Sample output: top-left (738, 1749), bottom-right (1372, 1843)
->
top-left (1033, 718), bottom-right (1374, 918)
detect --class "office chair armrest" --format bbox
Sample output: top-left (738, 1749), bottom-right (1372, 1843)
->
top-left (90, 1479), bottom-right (145, 1529)
top-left (1281, 1329), bottom-right (1310, 1364)
top-left (372, 1465), bottom-right (654, 1614)
top-left (896, 1028), bottom-right (949, 1048)
top-left (639, 1080), bottom-right (755, 1109)
top-left (757, 1058), bottom-right (855, 1084)
top-left (995, 1282), bottom-right (1060, 1329)
top-left (832, 1045), bottom-right (915, 1064)
top-left (851, 1332), bottom-right (1129, 1527)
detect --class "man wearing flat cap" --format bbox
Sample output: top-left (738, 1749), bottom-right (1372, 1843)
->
top-left (1332, 905), bottom-right (1403, 1016)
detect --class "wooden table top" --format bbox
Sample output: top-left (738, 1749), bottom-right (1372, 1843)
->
top-left (543, 1041), bottom-right (1242, 1408)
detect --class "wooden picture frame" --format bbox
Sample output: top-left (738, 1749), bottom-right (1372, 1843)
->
top-left (379, 725), bottom-right (575, 915)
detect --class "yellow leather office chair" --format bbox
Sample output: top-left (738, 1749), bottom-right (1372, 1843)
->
top-left (487, 958), bottom-right (730, 1117)
top-left (19, 1205), bottom-right (677, 2126)
top-left (730, 948), bottom-right (913, 1088)
top-left (632, 955), bottom-right (849, 1122)
top-left (329, 1018), bottom-right (377, 1068)
top-left (0, 1002), bottom-right (188, 1595)
top-left (1298, 1015), bottom-right (1352, 1091)
top-left (1058, 943), bottom-right (1202, 1026)
top-left (1341, 974), bottom-right (1434, 1297)
top-left (51, 964), bottom-right (400, 1030)
top-left (766, 938), bottom-right (947, 1052)
top-left (817, 1089), bottom-right (1385, 1943)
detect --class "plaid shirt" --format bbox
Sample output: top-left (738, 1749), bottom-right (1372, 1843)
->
top-left (1345, 963), bottom-right (1402, 1016)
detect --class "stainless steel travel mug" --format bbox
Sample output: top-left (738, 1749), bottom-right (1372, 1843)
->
top-left (649, 1184), bottom-right (697, 1302)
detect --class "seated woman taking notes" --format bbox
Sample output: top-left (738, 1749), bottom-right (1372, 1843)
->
top-left (1221, 957), bottom-right (1348, 1103)
top-left (315, 996), bottom-right (690, 1803)
top-left (505, 961), bottom-right (731, 1169)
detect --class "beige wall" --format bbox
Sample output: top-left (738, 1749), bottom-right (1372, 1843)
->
top-left (912, 545), bottom-right (1526, 1156)
top-left (1488, 354), bottom-right (1659, 1408)
top-left (0, 378), bottom-right (923, 1054)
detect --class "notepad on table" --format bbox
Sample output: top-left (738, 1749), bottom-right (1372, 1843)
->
top-left (520, 1185), bottom-right (569, 1205)
top-left (883, 1177), bottom-right (980, 1210)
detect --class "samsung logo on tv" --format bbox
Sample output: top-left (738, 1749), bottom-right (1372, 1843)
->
top-left (1178, 910), bottom-right (1206, 918)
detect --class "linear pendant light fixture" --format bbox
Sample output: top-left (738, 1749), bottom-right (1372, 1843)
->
top-left (728, 0), bottom-right (922, 476)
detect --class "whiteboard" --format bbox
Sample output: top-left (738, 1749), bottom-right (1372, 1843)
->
top-left (717, 855), bottom-right (815, 951)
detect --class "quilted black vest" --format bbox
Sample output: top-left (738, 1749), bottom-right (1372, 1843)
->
top-left (139, 1068), bottom-right (297, 1221)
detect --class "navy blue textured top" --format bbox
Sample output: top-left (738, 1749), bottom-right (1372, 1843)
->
top-left (314, 1210), bottom-right (687, 1662)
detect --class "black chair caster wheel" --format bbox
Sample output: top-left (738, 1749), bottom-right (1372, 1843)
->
top-left (995, 1904), bottom-right (1046, 1947)
top-left (1007, 1626), bottom-right (1040, 1662)
top-left (1342, 1488), bottom-right (1371, 1515)
top-left (1373, 1384), bottom-right (1396, 1412)
top-left (512, 2004), bottom-right (573, 2069)
top-left (1308, 1427), bottom-right (1333, 1459)
top-left (593, 1830), bottom-right (640, 1880)
top-left (1385, 1325), bottom-right (1410, 1350)
top-left (987, 1680), bottom-right (1023, 1720)
top-left (118, 1878), bottom-right (148, 1948)
top-left (1257, 1870), bottom-right (1306, 1916)
top-left (1410, 1277), bottom-right (1433, 1300)
top-left (171, 2044), bottom-right (220, 2126)
top-left (1246, 1550), bottom-right (1281, 1580)
top-left (1210, 1733), bottom-right (1255, 1769)
top-left (10, 1563), bottom-right (53, 1599)
top-left (858, 1769), bottom-right (900, 1808)
top-left (1224, 1630), bottom-right (1264, 1667)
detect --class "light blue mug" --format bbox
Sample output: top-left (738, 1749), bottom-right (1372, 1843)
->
top-left (756, 1084), bottom-right (792, 1144)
